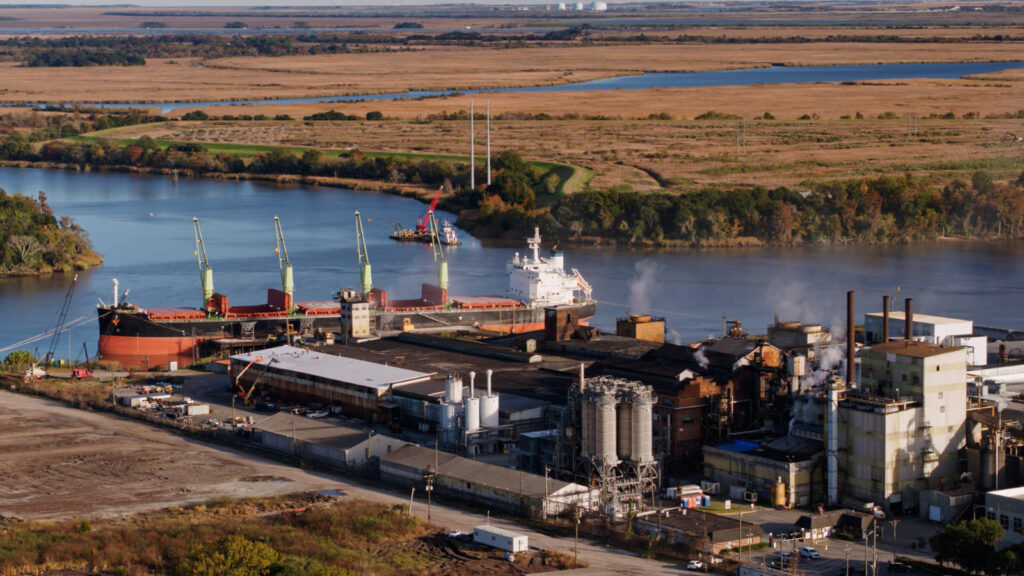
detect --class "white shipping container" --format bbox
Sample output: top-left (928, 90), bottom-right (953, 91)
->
top-left (473, 526), bottom-right (528, 553)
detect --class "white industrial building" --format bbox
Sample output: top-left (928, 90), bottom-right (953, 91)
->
top-left (986, 486), bottom-right (1024, 547)
top-left (865, 310), bottom-right (986, 365)
top-left (838, 340), bottom-right (968, 511)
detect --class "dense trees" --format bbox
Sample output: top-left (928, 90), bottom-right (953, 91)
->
top-left (550, 171), bottom-right (1024, 246)
top-left (0, 190), bottom-right (101, 274)
top-left (930, 518), bottom-right (1024, 575)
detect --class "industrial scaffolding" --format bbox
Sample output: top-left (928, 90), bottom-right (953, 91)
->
top-left (556, 373), bottom-right (660, 517)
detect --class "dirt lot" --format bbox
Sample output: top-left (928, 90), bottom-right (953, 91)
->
top-left (0, 389), bottom-right (347, 521)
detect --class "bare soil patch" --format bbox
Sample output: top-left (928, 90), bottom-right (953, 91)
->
top-left (0, 389), bottom-right (344, 521)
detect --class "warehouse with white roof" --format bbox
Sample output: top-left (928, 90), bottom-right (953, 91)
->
top-left (230, 345), bottom-right (434, 421)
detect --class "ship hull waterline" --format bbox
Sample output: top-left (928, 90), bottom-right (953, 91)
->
top-left (97, 301), bottom-right (596, 369)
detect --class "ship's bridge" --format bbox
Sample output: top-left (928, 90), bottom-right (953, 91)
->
top-left (506, 228), bottom-right (591, 307)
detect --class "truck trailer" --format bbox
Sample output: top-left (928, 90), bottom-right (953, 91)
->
top-left (472, 525), bottom-right (528, 553)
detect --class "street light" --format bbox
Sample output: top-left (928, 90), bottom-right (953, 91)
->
top-left (574, 507), bottom-right (581, 568)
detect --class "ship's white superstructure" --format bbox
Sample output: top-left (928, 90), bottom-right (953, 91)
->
top-left (507, 227), bottom-right (592, 307)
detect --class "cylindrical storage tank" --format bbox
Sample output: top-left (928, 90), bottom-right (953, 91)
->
top-left (481, 395), bottom-right (499, 428)
top-left (440, 401), bottom-right (455, 430)
top-left (464, 396), bottom-right (480, 432)
top-left (616, 402), bottom-right (632, 461)
top-left (596, 396), bottom-right (619, 466)
top-left (772, 478), bottom-right (787, 508)
top-left (581, 398), bottom-right (594, 457)
top-left (630, 395), bottom-right (654, 463)
top-left (445, 375), bottom-right (463, 405)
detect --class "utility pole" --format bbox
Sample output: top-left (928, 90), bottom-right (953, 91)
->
top-left (872, 518), bottom-right (878, 576)
top-left (574, 508), bottom-right (581, 568)
top-left (863, 525), bottom-right (869, 576)
top-left (469, 100), bottom-right (475, 191)
top-left (845, 543), bottom-right (850, 576)
top-left (891, 519), bottom-right (899, 564)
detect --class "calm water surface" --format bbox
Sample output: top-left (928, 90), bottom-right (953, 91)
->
top-left (24, 61), bottom-right (1024, 113)
top-left (2, 166), bottom-right (1023, 360)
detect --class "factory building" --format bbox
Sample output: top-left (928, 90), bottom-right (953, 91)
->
top-left (253, 412), bottom-right (409, 468)
top-left (702, 436), bottom-right (824, 508)
top-left (865, 309), bottom-right (986, 365)
top-left (838, 340), bottom-right (968, 511)
top-left (635, 510), bottom-right (768, 555)
top-left (380, 444), bottom-right (596, 517)
top-left (767, 321), bottom-right (831, 351)
top-left (985, 486), bottom-right (1024, 547)
top-left (229, 345), bottom-right (434, 421)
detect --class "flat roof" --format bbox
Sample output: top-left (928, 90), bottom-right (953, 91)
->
top-left (989, 486), bottom-right (1024, 500)
top-left (231, 345), bottom-right (433, 391)
top-left (866, 311), bottom-right (971, 326)
top-left (254, 412), bottom-right (367, 450)
top-left (382, 445), bottom-right (583, 499)
top-left (866, 340), bottom-right (964, 359)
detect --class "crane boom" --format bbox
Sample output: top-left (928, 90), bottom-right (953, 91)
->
top-left (193, 217), bottom-right (214, 307)
top-left (274, 216), bottom-right (294, 298)
top-left (355, 211), bottom-right (372, 297)
top-left (428, 211), bottom-right (448, 291)
top-left (43, 273), bottom-right (78, 365)
top-left (415, 186), bottom-right (443, 233)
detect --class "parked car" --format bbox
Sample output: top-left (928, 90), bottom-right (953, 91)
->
top-left (799, 546), bottom-right (821, 559)
top-left (887, 561), bottom-right (913, 573)
top-left (686, 560), bottom-right (704, 570)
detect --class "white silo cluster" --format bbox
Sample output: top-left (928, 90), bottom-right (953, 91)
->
top-left (557, 2), bottom-right (567, 9)
top-left (579, 376), bottom-right (655, 467)
top-left (591, 1), bottom-right (608, 10)
top-left (440, 370), bottom-right (501, 437)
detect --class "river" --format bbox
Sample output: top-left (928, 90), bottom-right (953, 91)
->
top-left (20, 61), bottom-right (1024, 113)
top-left (2, 166), bottom-right (1022, 363)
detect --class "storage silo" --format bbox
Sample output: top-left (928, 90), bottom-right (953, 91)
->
top-left (440, 401), bottom-right (456, 430)
top-left (481, 369), bottom-right (500, 427)
top-left (445, 374), bottom-right (464, 404)
top-left (581, 396), bottom-right (595, 457)
top-left (616, 401), bottom-right (632, 461)
top-left (595, 395), bottom-right (619, 466)
top-left (630, 388), bottom-right (654, 463)
top-left (465, 396), bottom-right (480, 432)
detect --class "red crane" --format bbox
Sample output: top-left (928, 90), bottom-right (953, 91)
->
top-left (415, 186), bottom-right (443, 232)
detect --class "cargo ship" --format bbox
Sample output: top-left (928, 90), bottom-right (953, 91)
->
top-left (97, 217), bottom-right (594, 369)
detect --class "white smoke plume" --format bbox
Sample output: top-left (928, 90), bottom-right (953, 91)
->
top-left (668, 330), bottom-right (682, 346)
top-left (628, 259), bottom-right (660, 315)
top-left (808, 318), bottom-right (846, 388)
top-left (694, 348), bottom-right (709, 370)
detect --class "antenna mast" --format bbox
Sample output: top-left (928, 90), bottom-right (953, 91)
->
top-left (428, 211), bottom-right (448, 291)
top-left (274, 216), bottom-right (294, 299)
top-left (355, 211), bottom-right (372, 297)
top-left (486, 99), bottom-right (491, 187)
top-left (193, 217), bottom-right (213, 307)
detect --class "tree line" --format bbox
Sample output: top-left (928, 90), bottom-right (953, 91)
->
top-left (0, 190), bottom-right (101, 275)
top-left (547, 171), bottom-right (1024, 246)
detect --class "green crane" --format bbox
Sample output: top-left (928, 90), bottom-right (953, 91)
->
top-left (355, 211), bottom-right (372, 297)
top-left (274, 216), bottom-right (294, 300)
top-left (428, 211), bottom-right (448, 291)
top-left (192, 217), bottom-right (213, 308)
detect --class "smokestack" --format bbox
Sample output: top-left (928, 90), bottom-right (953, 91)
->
top-left (486, 100), bottom-right (491, 187)
top-left (469, 371), bottom-right (476, 398)
top-left (579, 362), bottom-right (586, 389)
top-left (882, 295), bottom-right (890, 344)
top-left (486, 369), bottom-right (493, 396)
top-left (847, 291), bottom-right (855, 386)
top-left (470, 100), bottom-right (475, 191)
top-left (905, 298), bottom-right (914, 342)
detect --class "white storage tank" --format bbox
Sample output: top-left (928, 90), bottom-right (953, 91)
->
top-left (596, 396), bottom-right (619, 466)
top-left (465, 396), bottom-right (481, 432)
top-left (440, 401), bottom-right (456, 429)
top-left (445, 374), bottom-right (464, 404)
top-left (616, 402), bottom-right (632, 461)
top-left (630, 393), bottom-right (654, 463)
top-left (481, 395), bottom-right (499, 428)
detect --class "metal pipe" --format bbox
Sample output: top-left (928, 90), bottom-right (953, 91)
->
top-left (579, 362), bottom-right (585, 388)
top-left (847, 291), bottom-right (855, 386)
top-left (469, 371), bottom-right (475, 398)
top-left (486, 369), bottom-right (493, 396)
top-left (905, 298), bottom-right (914, 341)
top-left (882, 295), bottom-right (890, 344)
